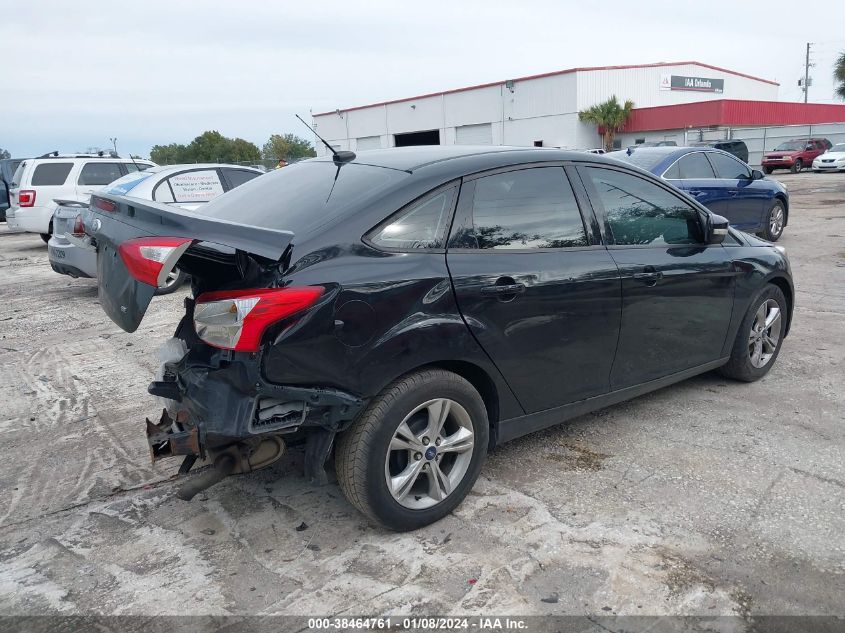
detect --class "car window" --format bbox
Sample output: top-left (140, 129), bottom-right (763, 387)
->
top-left (584, 167), bottom-right (703, 246)
top-left (453, 167), bottom-right (588, 250)
top-left (368, 187), bottom-right (455, 250)
top-left (676, 153), bottom-right (715, 179)
top-left (708, 152), bottom-right (751, 179)
top-left (153, 179), bottom-right (175, 203)
top-left (165, 169), bottom-right (224, 203)
top-left (222, 168), bottom-right (261, 190)
top-left (11, 161), bottom-right (26, 187)
top-left (31, 163), bottom-right (73, 186)
top-left (78, 162), bottom-right (124, 186)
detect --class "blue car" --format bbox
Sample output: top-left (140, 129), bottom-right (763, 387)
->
top-left (607, 146), bottom-right (789, 241)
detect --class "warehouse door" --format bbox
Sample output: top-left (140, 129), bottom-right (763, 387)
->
top-left (356, 136), bottom-right (382, 151)
top-left (455, 123), bottom-right (493, 145)
top-left (394, 130), bottom-right (440, 146)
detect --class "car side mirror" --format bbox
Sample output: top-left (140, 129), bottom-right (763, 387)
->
top-left (751, 169), bottom-right (764, 180)
top-left (707, 213), bottom-right (730, 244)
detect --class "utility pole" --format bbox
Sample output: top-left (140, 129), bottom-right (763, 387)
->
top-left (802, 42), bottom-right (813, 103)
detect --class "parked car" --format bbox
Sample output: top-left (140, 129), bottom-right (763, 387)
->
top-left (7, 152), bottom-right (155, 241)
top-left (761, 138), bottom-right (832, 174)
top-left (689, 139), bottom-right (749, 163)
top-left (48, 163), bottom-right (263, 294)
top-left (0, 157), bottom-right (25, 222)
top-left (811, 143), bottom-right (845, 173)
top-left (607, 146), bottom-right (789, 241)
top-left (628, 141), bottom-right (678, 150)
top-left (87, 146), bottom-right (793, 531)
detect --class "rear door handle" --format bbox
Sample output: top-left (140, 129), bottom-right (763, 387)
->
top-left (687, 190), bottom-right (703, 196)
top-left (481, 283), bottom-right (526, 295)
top-left (632, 268), bottom-right (663, 285)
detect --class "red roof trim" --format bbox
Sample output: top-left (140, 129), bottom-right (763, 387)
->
top-left (313, 61), bottom-right (779, 117)
top-left (623, 100), bottom-right (845, 132)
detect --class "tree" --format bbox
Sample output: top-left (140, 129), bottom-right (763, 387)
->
top-left (262, 133), bottom-right (316, 161)
top-left (835, 51), bottom-right (845, 100)
top-left (0, 148), bottom-right (11, 159)
top-left (150, 131), bottom-right (261, 165)
top-left (578, 95), bottom-right (635, 152)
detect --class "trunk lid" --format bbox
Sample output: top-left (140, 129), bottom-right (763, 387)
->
top-left (89, 193), bottom-right (294, 333)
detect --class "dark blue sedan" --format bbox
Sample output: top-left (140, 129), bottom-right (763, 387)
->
top-left (607, 146), bottom-right (789, 241)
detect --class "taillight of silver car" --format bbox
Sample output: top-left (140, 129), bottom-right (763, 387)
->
top-left (193, 287), bottom-right (324, 352)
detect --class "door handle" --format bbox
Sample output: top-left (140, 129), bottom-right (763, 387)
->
top-left (687, 190), bottom-right (704, 196)
top-left (481, 283), bottom-right (526, 295)
top-left (632, 268), bottom-right (663, 286)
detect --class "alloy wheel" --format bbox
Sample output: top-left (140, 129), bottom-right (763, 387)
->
top-left (384, 398), bottom-right (475, 510)
top-left (748, 299), bottom-right (781, 368)
top-left (769, 205), bottom-right (785, 239)
top-left (161, 268), bottom-right (181, 288)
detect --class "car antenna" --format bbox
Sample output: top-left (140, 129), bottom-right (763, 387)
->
top-left (295, 114), bottom-right (356, 165)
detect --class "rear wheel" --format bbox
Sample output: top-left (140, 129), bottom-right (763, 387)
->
top-left (719, 284), bottom-right (787, 382)
top-left (153, 267), bottom-right (187, 296)
top-left (790, 159), bottom-right (803, 174)
top-left (336, 369), bottom-right (488, 531)
top-left (40, 221), bottom-right (53, 243)
top-left (763, 200), bottom-right (786, 241)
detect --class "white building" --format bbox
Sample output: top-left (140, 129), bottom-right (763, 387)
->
top-left (312, 61), bottom-right (780, 154)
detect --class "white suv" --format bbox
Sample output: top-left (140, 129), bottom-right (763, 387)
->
top-left (7, 153), bottom-right (155, 240)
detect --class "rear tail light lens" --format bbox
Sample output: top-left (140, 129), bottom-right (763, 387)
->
top-left (18, 190), bottom-right (36, 207)
top-left (194, 287), bottom-right (324, 352)
top-left (118, 237), bottom-right (193, 288)
top-left (72, 214), bottom-right (85, 237)
top-left (93, 197), bottom-right (116, 212)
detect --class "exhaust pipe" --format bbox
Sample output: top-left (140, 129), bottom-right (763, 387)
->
top-left (176, 454), bottom-right (236, 501)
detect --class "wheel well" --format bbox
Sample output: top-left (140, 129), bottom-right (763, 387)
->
top-left (768, 277), bottom-right (793, 335)
top-left (425, 360), bottom-right (500, 449)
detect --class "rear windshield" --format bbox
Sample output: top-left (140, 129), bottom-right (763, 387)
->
top-left (606, 149), bottom-right (669, 172)
top-left (200, 160), bottom-right (408, 239)
top-left (31, 162), bottom-right (74, 186)
top-left (105, 170), bottom-right (156, 195)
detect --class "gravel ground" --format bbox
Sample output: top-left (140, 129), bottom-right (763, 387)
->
top-left (0, 173), bottom-right (843, 623)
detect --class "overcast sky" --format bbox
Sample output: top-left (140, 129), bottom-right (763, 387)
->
top-left (2, 0), bottom-right (844, 158)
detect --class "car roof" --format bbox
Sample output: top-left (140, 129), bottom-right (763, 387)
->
top-left (142, 163), bottom-right (262, 175)
top-left (310, 145), bottom-right (609, 172)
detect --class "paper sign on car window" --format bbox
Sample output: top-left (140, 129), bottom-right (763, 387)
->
top-left (169, 170), bottom-right (224, 203)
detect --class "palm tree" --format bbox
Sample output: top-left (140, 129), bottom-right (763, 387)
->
top-left (835, 52), bottom-right (845, 100)
top-left (578, 96), bottom-right (635, 151)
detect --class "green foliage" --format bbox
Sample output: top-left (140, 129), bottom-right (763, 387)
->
top-left (262, 133), bottom-right (316, 161)
top-left (578, 95), bottom-right (635, 151)
top-left (835, 52), bottom-right (845, 100)
top-left (0, 148), bottom-right (10, 160)
top-left (150, 131), bottom-right (261, 165)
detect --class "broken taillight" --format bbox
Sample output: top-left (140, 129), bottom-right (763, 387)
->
top-left (193, 287), bottom-right (324, 352)
top-left (118, 237), bottom-right (193, 288)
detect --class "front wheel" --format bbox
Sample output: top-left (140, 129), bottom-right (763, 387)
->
top-left (719, 284), bottom-right (787, 382)
top-left (336, 369), bottom-right (489, 531)
top-left (790, 159), bottom-right (803, 174)
top-left (763, 200), bottom-right (786, 241)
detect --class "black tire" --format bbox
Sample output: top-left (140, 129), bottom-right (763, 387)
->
top-left (40, 233), bottom-right (51, 243)
top-left (153, 267), bottom-right (187, 296)
top-left (336, 369), bottom-right (489, 531)
top-left (763, 167), bottom-right (774, 175)
top-left (790, 159), bottom-right (803, 174)
top-left (718, 284), bottom-right (787, 382)
top-left (763, 199), bottom-right (786, 241)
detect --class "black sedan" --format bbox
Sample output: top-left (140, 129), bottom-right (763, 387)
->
top-left (89, 146), bottom-right (793, 531)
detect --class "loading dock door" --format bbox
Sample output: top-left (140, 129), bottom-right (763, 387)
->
top-left (394, 130), bottom-right (440, 147)
top-left (455, 123), bottom-right (493, 145)
top-left (356, 136), bottom-right (382, 150)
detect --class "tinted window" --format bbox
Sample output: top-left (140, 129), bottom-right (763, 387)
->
top-left (166, 169), bottom-right (224, 203)
top-left (455, 168), bottom-right (588, 250)
top-left (202, 161), bottom-right (407, 241)
top-left (606, 149), bottom-right (671, 172)
top-left (223, 168), bottom-right (261, 190)
top-left (31, 163), bottom-right (73, 186)
top-left (663, 161), bottom-right (680, 179)
top-left (369, 188), bottom-right (455, 250)
top-left (708, 152), bottom-right (751, 179)
top-left (584, 167), bottom-right (703, 246)
top-left (78, 162), bottom-right (124, 186)
top-left (676, 153), bottom-right (715, 179)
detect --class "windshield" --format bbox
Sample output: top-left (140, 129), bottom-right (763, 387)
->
top-left (201, 160), bottom-right (409, 241)
top-left (605, 149), bottom-right (670, 172)
top-left (773, 141), bottom-right (805, 151)
top-left (830, 144), bottom-right (845, 153)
